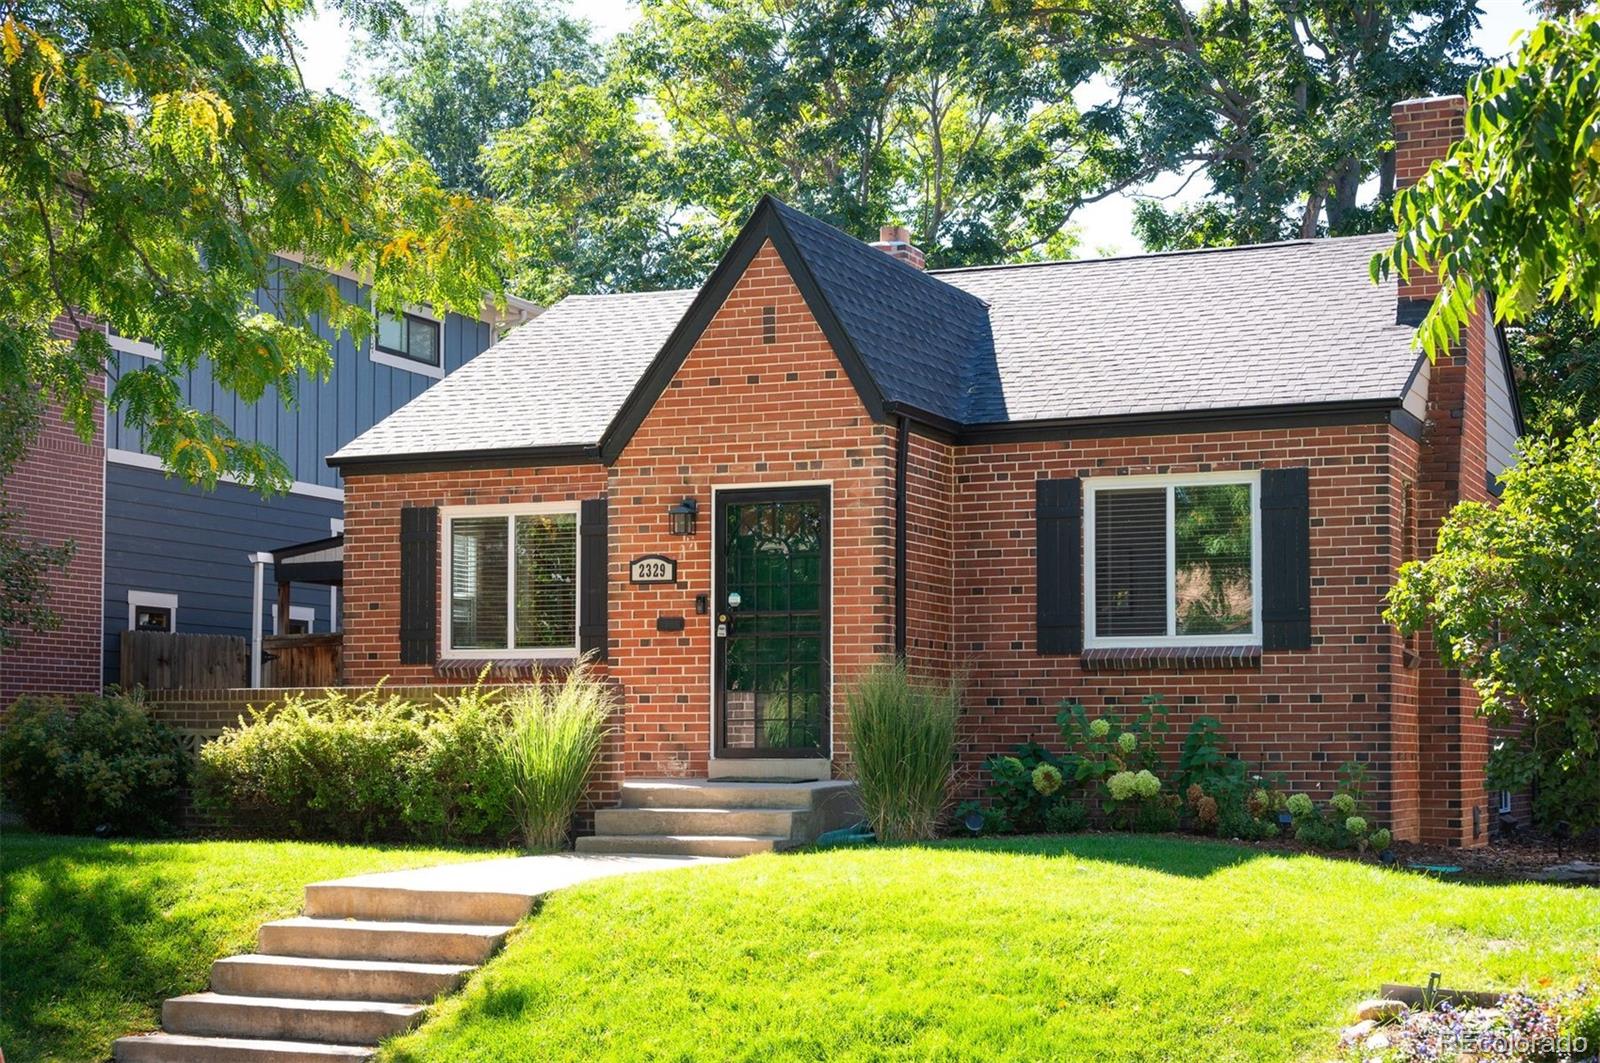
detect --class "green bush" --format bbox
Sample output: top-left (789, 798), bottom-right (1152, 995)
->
top-left (845, 660), bottom-right (961, 842)
top-left (500, 661), bottom-right (617, 850)
top-left (0, 691), bottom-right (188, 835)
top-left (196, 679), bottom-right (518, 844)
top-left (978, 741), bottom-right (1070, 833)
top-left (1043, 799), bottom-right (1089, 833)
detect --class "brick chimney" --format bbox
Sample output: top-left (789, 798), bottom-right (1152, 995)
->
top-left (870, 225), bottom-right (925, 270)
top-left (1392, 95), bottom-right (1465, 309)
top-left (1388, 93), bottom-right (1492, 852)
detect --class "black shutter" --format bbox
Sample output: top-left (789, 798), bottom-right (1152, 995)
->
top-left (1036, 478), bottom-right (1082, 655)
top-left (1261, 467), bottom-right (1311, 650)
top-left (579, 497), bottom-right (609, 659)
top-left (398, 505), bottom-right (438, 665)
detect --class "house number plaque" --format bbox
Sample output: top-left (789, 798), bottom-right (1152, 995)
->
top-left (629, 555), bottom-right (677, 584)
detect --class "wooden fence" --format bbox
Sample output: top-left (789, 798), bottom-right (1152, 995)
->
top-left (120, 631), bottom-right (247, 690)
top-left (263, 634), bottom-right (343, 688)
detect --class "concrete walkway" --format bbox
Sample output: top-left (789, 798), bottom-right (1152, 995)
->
top-left (115, 853), bottom-right (722, 1062)
top-left (317, 851), bottom-right (723, 899)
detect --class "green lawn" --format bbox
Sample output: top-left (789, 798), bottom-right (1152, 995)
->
top-left (0, 831), bottom-right (506, 1062)
top-left (381, 836), bottom-right (1599, 1063)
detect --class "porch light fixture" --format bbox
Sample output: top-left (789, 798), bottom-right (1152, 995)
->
top-left (668, 497), bottom-right (698, 536)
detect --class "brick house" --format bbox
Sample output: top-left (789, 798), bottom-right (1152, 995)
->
top-left (329, 96), bottom-right (1521, 848)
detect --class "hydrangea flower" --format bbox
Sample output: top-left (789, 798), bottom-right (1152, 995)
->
top-left (1133, 770), bottom-right (1161, 799)
top-left (1089, 718), bottom-right (1111, 738)
top-left (1032, 763), bottom-right (1063, 796)
top-left (1286, 793), bottom-right (1314, 818)
top-left (1345, 816), bottom-right (1367, 835)
top-left (1107, 771), bottom-right (1137, 801)
top-left (1369, 828), bottom-right (1392, 852)
top-left (1117, 731), bottom-right (1137, 754)
top-left (1331, 792), bottom-right (1356, 816)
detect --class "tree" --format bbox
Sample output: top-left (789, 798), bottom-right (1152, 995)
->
top-left (1, 0), bottom-right (511, 495)
top-left (1372, 9), bottom-right (1600, 359)
top-left (1386, 424), bottom-right (1600, 836)
top-left (1007, 0), bottom-right (1484, 250)
top-left (355, 0), bottom-right (598, 196)
top-left (0, 381), bottom-right (73, 649)
top-left (1506, 301), bottom-right (1600, 439)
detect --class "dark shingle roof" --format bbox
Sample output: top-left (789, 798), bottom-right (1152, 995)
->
top-left (933, 233), bottom-right (1414, 424)
top-left (331, 202), bottom-right (1417, 467)
top-left (770, 201), bottom-right (990, 424)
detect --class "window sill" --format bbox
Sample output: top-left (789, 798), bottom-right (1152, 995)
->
top-left (436, 656), bottom-right (578, 679)
top-left (370, 347), bottom-right (444, 379)
top-left (1080, 646), bottom-right (1262, 672)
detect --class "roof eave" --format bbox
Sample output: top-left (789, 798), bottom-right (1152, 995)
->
top-left (327, 443), bottom-right (603, 476)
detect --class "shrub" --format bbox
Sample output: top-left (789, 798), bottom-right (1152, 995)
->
top-left (1387, 423), bottom-right (1600, 836)
top-left (196, 677), bottom-right (520, 844)
top-left (500, 661), bottom-right (617, 850)
top-left (0, 692), bottom-right (188, 834)
top-left (844, 660), bottom-right (960, 842)
top-left (1284, 767), bottom-right (1391, 852)
top-left (979, 740), bottom-right (1069, 833)
top-left (196, 685), bottom-right (428, 840)
top-left (1059, 697), bottom-right (1173, 830)
top-left (1043, 799), bottom-right (1089, 833)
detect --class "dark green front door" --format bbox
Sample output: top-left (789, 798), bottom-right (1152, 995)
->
top-left (714, 487), bottom-right (829, 758)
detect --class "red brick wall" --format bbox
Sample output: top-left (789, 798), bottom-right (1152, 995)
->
top-left (903, 431), bottom-right (956, 678)
top-left (943, 424), bottom-right (1430, 833)
top-left (1, 315), bottom-right (104, 705)
top-left (606, 241), bottom-right (895, 778)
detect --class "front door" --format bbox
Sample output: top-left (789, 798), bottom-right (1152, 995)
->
top-left (714, 486), bottom-right (830, 758)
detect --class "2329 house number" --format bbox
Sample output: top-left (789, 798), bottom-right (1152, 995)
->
top-left (629, 555), bottom-right (677, 584)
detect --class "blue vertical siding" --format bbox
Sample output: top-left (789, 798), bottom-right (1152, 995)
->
top-left (101, 260), bottom-right (501, 684)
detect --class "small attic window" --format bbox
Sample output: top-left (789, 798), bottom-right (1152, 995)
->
top-left (762, 305), bottom-right (776, 344)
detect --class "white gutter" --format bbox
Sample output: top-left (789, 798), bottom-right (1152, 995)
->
top-left (248, 551), bottom-right (273, 687)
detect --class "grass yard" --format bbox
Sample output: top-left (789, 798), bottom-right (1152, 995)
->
top-left (0, 831), bottom-right (507, 1062)
top-left (382, 835), bottom-right (1599, 1063)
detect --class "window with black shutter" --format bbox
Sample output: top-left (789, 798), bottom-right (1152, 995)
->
top-left (1260, 467), bottom-right (1312, 650)
top-left (1036, 478), bottom-right (1082, 654)
top-left (398, 506), bottom-right (438, 664)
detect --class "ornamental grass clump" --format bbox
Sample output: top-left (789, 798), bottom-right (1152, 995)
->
top-left (845, 660), bottom-right (961, 842)
top-left (499, 660), bottom-right (617, 850)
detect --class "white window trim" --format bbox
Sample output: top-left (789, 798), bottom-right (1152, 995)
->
top-left (1498, 790), bottom-right (1513, 815)
top-left (271, 603), bottom-right (317, 634)
top-left (127, 590), bottom-right (179, 632)
top-left (1083, 470), bottom-right (1262, 649)
top-left (108, 330), bottom-right (162, 360)
top-left (440, 502), bottom-right (580, 660)
top-left (370, 301), bottom-right (444, 379)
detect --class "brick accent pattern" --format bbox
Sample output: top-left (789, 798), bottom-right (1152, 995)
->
top-left (1, 314), bottom-right (105, 705)
top-left (1080, 646), bottom-right (1263, 671)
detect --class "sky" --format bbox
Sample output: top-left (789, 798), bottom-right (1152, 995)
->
top-left (297, 0), bottom-right (1544, 257)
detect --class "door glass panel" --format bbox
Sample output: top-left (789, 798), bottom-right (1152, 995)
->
top-left (720, 496), bottom-right (826, 755)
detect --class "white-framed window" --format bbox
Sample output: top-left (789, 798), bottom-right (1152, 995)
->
top-left (1084, 471), bottom-right (1261, 648)
top-left (271, 603), bottom-right (316, 635)
top-left (1498, 790), bottom-right (1513, 815)
top-left (370, 302), bottom-right (443, 378)
top-left (108, 330), bottom-right (162, 360)
top-left (127, 590), bottom-right (179, 633)
top-left (442, 503), bottom-right (580, 659)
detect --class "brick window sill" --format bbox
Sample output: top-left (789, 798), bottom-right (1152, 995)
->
top-left (1080, 646), bottom-right (1262, 672)
top-left (435, 657), bottom-right (577, 680)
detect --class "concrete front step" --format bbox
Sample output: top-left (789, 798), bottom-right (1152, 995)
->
top-left (303, 882), bottom-right (534, 925)
top-left (620, 778), bottom-right (857, 811)
top-left (576, 833), bottom-right (787, 857)
top-left (162, 993), bottom-right (425, 1046)
top-left (212, 953), bottom-right (471, 1003)
top-left (259, 917), bottom-right (512, 965)
top-left (594, 805), bottom-right (802, 838)
top-left (114, 1032), bottom-right (375, 1062)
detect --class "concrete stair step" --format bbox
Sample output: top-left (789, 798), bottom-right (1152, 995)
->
top-left (114, 1032), bottom-right (374, 1062)
top-left (576, 833), bottom-right (786, 857)
top-left (303, 883), bottom-right (533, 926)
top-left (212, 953), bottom-right (471, 1003)
top-left (161, 993), bottom-right (424, 1046)
top-left (259, 917), bottom-right (512, 965)
top-left (594, 805), bottom-right (800, 838)
top-left (620, 778), bottom-right (855, 811)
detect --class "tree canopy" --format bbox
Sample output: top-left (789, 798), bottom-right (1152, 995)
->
top-left (1373, 8), bottom-right (1600, 360)
top-left (353, 0), bottom-right (598, 197)
top-left (1, 0), bottom-right (511, 493)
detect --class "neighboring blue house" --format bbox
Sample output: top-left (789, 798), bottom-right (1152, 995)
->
top-left (100, 258), bottom-right (536, 684)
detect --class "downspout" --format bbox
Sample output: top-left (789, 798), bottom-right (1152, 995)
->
top-left (248, 551), bottom-right (271, 688)
top-left (894, 414), bottom-right (909, 660)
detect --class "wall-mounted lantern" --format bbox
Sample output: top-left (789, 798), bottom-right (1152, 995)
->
top-left (668, 497), bottom-right (698, 536)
